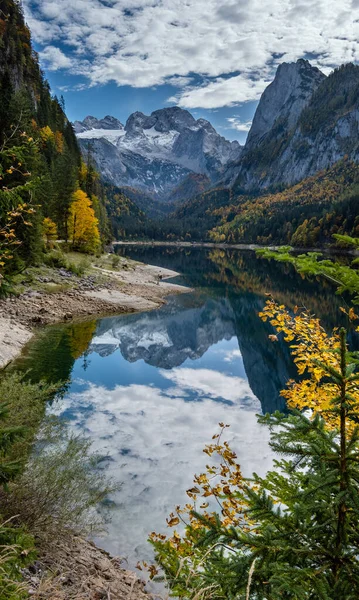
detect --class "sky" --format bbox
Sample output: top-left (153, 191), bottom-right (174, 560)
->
top-left (22, 0), bottom-right (359, 143)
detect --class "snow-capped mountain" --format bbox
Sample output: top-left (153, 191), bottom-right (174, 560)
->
top-left (74, 107), bottom-right (242, 200)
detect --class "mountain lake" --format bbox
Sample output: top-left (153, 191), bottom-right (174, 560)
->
top-left (11, 245), bottom-right (356, 582)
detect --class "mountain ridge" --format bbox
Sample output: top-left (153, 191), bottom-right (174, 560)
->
top-left (74, 107), bottom-right (242, 201)
top-left (227, 61), bottom-right (359, 192)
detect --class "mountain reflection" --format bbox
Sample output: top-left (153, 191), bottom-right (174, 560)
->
top-left (88, 290), bottom-right (296, 414)
top-left (90, 295), bottom-right (235, 368)
top-left (12, 246), bottom-right (358, 574)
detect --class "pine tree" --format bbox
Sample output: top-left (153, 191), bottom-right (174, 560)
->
top-left (0, 403), bottom-right (25, 489)
top-left (150, 306), bottom-right (359, 599)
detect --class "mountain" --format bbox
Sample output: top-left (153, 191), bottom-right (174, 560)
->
top-left (226, 61), bottom-right (359, 192)
top-left (245, 59), bottom-right (326, 152)
top-left (167, 173), bottom-right (211, 203)
top-left (210, 160), bottom-right (359, 246)
top-left (0, 0), bottom-right (113, 268)
top-left (74, 107), bottom-right (242, 201)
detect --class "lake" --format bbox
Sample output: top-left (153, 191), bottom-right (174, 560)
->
top-left (13, 246), bottom-right (354, 576)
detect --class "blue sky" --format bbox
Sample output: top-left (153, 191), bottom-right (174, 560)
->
top-left (23, 0), bottom-right (358, 143)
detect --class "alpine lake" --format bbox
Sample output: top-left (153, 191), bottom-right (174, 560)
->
top-left (11, 245), bottom-right (357, 579)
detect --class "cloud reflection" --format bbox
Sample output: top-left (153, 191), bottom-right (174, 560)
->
top-left (50, 367), bottom-right (273, 566)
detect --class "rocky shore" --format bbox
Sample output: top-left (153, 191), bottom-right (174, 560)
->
top-left (0, 257), bottom-right (187, 369)
top-left (23, 535), bottom-right (151, 600)
top-left (0, 256), bottom-right (186, 598)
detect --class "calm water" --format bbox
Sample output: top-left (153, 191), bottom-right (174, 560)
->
top-left (13, 246), bottom-right (355, 574)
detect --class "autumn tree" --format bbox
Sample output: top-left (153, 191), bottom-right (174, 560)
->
top-left (149, 304), bottom-right (359, 599)
top-left (67, 189), bottom-right (100, 253)
top-left (42, 217), bottom-right (57, 248)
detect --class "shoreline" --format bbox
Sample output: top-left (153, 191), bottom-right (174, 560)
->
top-left (0, 259), bottom-right (189, 370)
top-left (0, 256), bottom-right (183, 598)
top-left (114, 240), bottom-right (359, 255)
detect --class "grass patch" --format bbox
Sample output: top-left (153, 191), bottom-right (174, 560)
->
top-left (92, 253), bottom-right (132, 272)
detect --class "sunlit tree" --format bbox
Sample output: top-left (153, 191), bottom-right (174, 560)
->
top-left (67, 189), bottom-right (100, 253)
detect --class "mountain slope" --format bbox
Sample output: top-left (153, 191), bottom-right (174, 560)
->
top-left (210, 160), bottom-right (359, 246)
top-left (0, 0), bottom-right (114, 271)
top-left (74, 107), bottom-right (242, 201)
top-left (227, 61), bottom-right (359, 192)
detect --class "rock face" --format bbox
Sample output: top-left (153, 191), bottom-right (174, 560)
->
top-left (74, 107), bottom-right (242, 200)
top-left (226, 61), bottom-right (359, 192)
top-left (244, 59), bottom-right (326, 151)
top-left (74, 115), bottom-right (123, 133)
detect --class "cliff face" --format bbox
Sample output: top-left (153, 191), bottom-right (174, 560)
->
top-left (245, 59), bottom-right (326, 152)
top-left (224, 62), bottom-right (359, 193)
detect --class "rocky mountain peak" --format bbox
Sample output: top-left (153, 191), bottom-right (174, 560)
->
top-left (245, 59), bottom-right (326, 149)
top-left (124, 111), bottom-right (150, 135)
top-left (75, 107), bottom-right (242, 199)
top-left (150, 107), bottom-right (197, 133)
top-left (74, 115), bottom-right (123, 133)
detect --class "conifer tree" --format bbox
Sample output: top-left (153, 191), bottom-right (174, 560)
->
top-left (150, 305), bottom-right (359, 599)
top-left (0, 403), bottom-right (25, 489)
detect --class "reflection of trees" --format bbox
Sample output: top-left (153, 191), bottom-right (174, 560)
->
top-left (68, 321), bottom-right (97, 360)
top-left (13, 320), bottom-right (96, 385)
top-left (207, 249), bottom-right (351, 331)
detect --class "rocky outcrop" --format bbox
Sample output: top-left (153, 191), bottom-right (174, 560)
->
top-left (245, 59), bottom-right (325, 151)
top-left (226, 61), bottom-right (359, 192)
top-left (75, 107), bottom-right (242, 201)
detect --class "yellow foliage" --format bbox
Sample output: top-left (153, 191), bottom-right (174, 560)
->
top-left (39, 125), bottom-right (54, 144)
top-left (149, 424), bottom-right (249, 562)
top-left (39, 127), bottom-right (64, 153)
top-left (78, 162), bottom-right (88, 187)
top-left (54, 131), bottom-right (64, 153)
top-left (42, 217), bottom-right (58, 247)
top-left (68, 190), bottom-right (100, 253)
top-left (68, 321), bottom-right (96, 359)
top-left (259, 300), bottom-right (359, 429)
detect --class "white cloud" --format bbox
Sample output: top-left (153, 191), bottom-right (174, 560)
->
top-left (49, 378), bottom-right (272, 568)
top-left (169, 74), bottom-right (269, 109)
top-left (24, 0), bottom-right (359, 107)
top-left (161, 367), bottom-right (255, 402)
top-left (166, 75), bottom-right (195, 88)
top-left (223, 348), bottom-right (243, 362)
top-left (39, 45), bottom-right (74, 70)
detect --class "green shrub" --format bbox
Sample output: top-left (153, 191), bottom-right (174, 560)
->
top-left (111, 255), bottom-right (121, 269)
top-left (42, 249), bottom-right (68, 270)
top-left (1, 418), bottom-right (116, 542)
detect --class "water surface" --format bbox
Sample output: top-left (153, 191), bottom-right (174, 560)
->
top-left (14, 246), bottom-right (353, 571)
